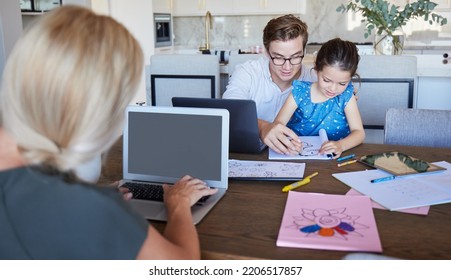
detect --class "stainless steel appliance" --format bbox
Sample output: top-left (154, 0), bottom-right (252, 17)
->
top-left (154, 13), bottom-right (172, 48)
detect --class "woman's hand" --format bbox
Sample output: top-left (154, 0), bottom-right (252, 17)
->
top-left (110, 181), bottom-right (133, 200)
top-left (163, 175), bottom-right (218, 209)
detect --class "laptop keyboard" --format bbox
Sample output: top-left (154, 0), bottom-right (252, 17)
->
top-left (123, 182), bottom-right (211, 205)
top-left (124, 182), bottom-right (165, 201)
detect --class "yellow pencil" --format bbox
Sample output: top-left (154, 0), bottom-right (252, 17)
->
top-left (282, 172), bottom-right (318, 192)
top-left (337, 159), bottom-right (357, 167)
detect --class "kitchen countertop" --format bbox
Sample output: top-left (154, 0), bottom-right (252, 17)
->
top-left (155, 47), bottom-right (450, 77)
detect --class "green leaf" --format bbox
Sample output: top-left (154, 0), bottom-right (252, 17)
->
top-left (335, 0), bottom-right (448, 37)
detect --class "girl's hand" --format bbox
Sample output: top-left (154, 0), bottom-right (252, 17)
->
top-left (319, 141), bottom-right (343, 159)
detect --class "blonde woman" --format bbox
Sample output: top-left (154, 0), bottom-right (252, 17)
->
top-left (0, 5), bottom-right (216, 259)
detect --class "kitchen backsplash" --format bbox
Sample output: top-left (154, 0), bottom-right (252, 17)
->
top-left (173, 0), bottom-right (451, 52)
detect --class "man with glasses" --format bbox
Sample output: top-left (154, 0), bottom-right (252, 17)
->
top-left (223, 14), bottom-right (317, 154)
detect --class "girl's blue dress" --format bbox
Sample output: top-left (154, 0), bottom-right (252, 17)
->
top-left (287, 80), bottom-right (354, 141)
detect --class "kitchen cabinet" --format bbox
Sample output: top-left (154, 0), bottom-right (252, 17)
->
top-left (153, 0), bottom-right (172, 13)
top-left (172, 0), bottom-right (233, 16)
top-left (415, 55), bottom-right (451, 110)
top-left (417, 77), bottom-right (451, 110)
top-left (172, 0), bottom-right (304, 16)
top-left (233, 0), bottom-right (301, 15)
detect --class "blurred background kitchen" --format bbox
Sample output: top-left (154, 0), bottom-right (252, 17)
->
top-left (2, 0), bottom-right (451, 110)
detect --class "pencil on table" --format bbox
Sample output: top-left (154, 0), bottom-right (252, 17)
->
top-left (337, 159), bottom-right (357, 167)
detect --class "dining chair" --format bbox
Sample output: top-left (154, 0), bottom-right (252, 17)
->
top-left (227, 53), bottom-right (264, 78)
top-left (356, 55), bottom-right (417, 144)
top-left (148, 54), bottom-right (220, 106)
top-left (384, 108), bottom-right (451, 148)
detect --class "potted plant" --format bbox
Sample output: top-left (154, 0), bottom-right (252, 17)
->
top-left (337, 0), bottom-right (448, 55)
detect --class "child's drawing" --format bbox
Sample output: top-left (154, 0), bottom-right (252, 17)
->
top-left (277, 192), bottom-right (382, 252)
top-left (288, 207), bottom-right (370, 240)
top-left (228, 160), bottom-right (305, 178)
top-left (299, 141), bottom-right (319, 156)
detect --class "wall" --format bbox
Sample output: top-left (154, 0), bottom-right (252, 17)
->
top-left (0, 0), bottom-right (22, 78)
top-left (101, 0), bottom-right (154, 104)
top-left (173, 0), bottom-right (451, 52)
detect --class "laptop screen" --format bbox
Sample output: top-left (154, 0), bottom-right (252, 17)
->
top-left (172, 97), bottom-right (265, 153)
top-left (123, 106), bottom-right (229, 188)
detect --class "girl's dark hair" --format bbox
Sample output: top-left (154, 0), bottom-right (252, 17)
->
top-left (314, 38), bottom-right (360, 79)
top-left (263, 14), bottom-right (309, 52)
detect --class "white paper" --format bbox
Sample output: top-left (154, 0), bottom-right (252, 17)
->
top-left (269, 128), bottom-right (331, 160)
top-left (228, 159), bottom-right (305, 179)
top-left (333, 161), bottom-right (451, 210)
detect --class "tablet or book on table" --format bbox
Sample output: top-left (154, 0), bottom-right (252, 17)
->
top-left (359, 151), bottom-right (446, 177)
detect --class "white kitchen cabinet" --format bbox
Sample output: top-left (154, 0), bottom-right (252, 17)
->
top-left (172, 0), bottom-right (303, 16)
top-left (153, 0), bottom-right (172, 13)
top-left (415, 55), bottom-right (451, 110)
top-left (233, 0), bottom-right (301, 15)
top-left (172, 0), bottom-right (233, 16)
top-left (417, 77), bottom-right (451, 110)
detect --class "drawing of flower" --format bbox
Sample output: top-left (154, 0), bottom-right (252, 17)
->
top-left (292, 208), bottom-right (369, 240)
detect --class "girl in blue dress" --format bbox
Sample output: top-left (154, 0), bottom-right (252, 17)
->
top-left (274, 38), bottom-right (365, 158)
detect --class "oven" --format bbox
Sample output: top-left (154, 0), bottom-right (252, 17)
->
top-left (154, 13), bottom-right (172, 48)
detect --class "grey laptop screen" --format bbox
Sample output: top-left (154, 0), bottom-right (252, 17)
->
top-left (124, 106), bottom-right (229, 188)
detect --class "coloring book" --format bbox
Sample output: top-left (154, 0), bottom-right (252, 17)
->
top-left (277, 192), bottom-right (382, 252)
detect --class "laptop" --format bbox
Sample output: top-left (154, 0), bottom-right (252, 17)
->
top-left (172, 97), bottom-right (266, 153)
top-left (120, 105), bottom-right (229, 224)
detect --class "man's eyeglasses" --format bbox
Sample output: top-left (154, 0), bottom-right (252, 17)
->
top-left (269, 54), bottom-right (304, 66)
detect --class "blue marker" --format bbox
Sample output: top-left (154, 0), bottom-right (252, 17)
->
top-left (337, 154), bottom-right (356, 162)
top-left (371, 175), bottom-right (396, 183)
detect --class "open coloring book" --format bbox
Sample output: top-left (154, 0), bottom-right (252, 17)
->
top-left (277, 192), bottom-right (382, 252)
top-left (269, 129), bottom-right (331, 160)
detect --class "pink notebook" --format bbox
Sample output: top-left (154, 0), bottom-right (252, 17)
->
top-left (277, 192), bottom-right (382, 252)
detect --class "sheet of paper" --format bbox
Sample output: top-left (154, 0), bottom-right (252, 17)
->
top-left (277, 192), bottom-right (382, 252)
top-left (228, 159), bottom-right (305, 179)
top-left (346, 189), bottom-right (430, 215)
top-left (269, 129), bottom-right (330, 160)
top-left (333, 161), bottom-right (451, 210)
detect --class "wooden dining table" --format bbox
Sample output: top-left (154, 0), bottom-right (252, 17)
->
top-left (100, 137), bottom-right (451, 260)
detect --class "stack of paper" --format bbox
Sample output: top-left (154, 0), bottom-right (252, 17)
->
top-left (333, 161), bottom-right (451, 210)
top-left (346, 189), bottom-right (430, 215)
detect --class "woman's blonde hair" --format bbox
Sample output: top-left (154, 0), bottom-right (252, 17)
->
top-left (0, 5), bottom-right (143, 172)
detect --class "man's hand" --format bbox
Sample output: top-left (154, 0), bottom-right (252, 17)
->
top-left (259, 120), bottom-right (302, 155)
